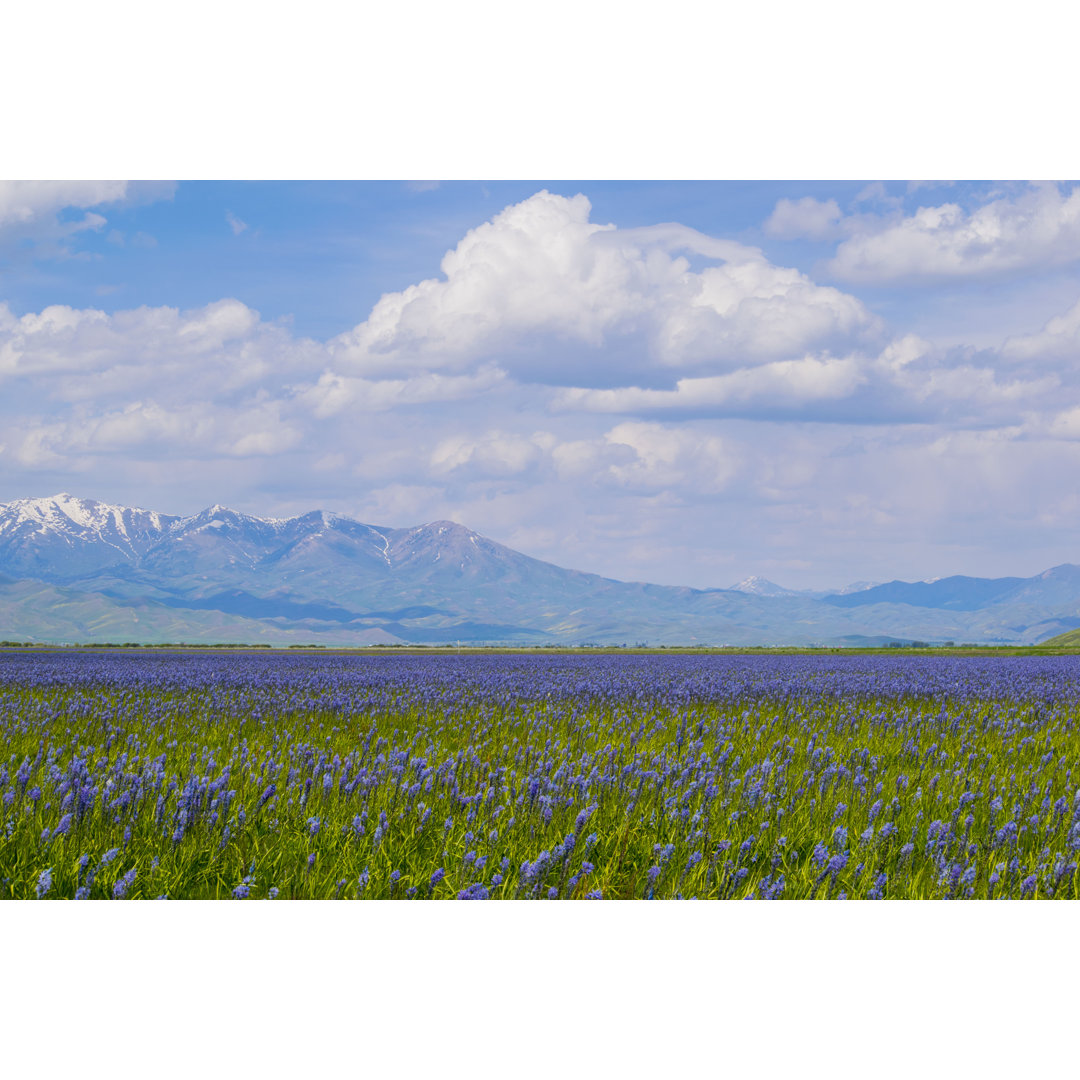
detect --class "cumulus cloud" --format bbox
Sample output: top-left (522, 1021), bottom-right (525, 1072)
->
top-left (0, 181), bottom-right (175, 255)
top-left (1002, 296), bottom-right (1080, 362)
top-left (329, 190), bottom-right (879, 383)
top-left (0, 298), bottom-right (297, 470)
top-left (430, 430), bottom-right (553, 478)
top-left (298, 367), bottom-right (506, 418)
top-left (0, 298), bottom-right (319, 401)
top-left (764, 196), bottom-right (843, 240)
top-left (13, 398), bottom-right (301, 467)
top-left (555, 355), bottom-right (865, 415)
top-left (825, 183), bottom-right (1080, 283)
top-left (1038, 406), bottom-right (1080, 440)
top-left (0, 181), bottom-right (128, 229)
top-left (552, 330), bottom-right (1062, 428)
top-left (428, 421), bottom-right (737, 496)
top-left (0, 295), bottom-right (529, 486)
top-left (598, 422), bottom-right (737, 494)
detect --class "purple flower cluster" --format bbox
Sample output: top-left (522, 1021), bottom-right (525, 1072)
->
top-left (4, 650), bottom-right (1080, 898)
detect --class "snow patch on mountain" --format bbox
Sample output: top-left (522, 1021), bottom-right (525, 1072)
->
top-left (0, 493), bottom-right (176, 554)
top-left (827, 580), bottom-right (881, 596)
top-left (728, 576), bottom-right (798, 597)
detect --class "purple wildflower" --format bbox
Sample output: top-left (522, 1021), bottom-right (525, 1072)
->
top-left (574, 804), bottom-right (598, 833)
top-left (112, 868), bottom-right (137, 899)
top-left (457, 883), bottom-right (490, 900)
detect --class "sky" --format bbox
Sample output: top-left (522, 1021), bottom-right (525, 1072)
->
top-left (3, 178), bottom-right (1080, 590)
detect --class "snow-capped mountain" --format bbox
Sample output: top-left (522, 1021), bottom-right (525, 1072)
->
top-left (728, 576), bottom-right (801, 598)
top-left (727, 576), bottom-right (881, 600)
top-left (0, 496), bottom-right (603, 601)
top-left (0, 493), bottom-right (179, 577)
top-left (827, 580), bottom-right (881, 596)
top-left (1, 493), bottom-right (1080, 646)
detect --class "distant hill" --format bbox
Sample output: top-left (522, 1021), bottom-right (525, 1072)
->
top-left (1, 493), bottom-right (1079, 646)
top-left (821, 566), bottom-right (1080, 612)
top-left (1037, 627), bottom-right (1080, 647)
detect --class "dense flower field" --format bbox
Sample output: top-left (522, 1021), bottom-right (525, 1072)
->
top-left (2, 650), bottom-right (1079, 899)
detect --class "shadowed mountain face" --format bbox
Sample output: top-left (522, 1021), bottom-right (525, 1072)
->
top-left (822, 575), bottom-right (1029, 611)
top-left (1, 494), bottom-right (1079, 646)
top-left (822, 566), bottom-right (1080, 613)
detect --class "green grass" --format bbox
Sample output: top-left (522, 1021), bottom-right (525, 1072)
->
top-left (2, 656), bottom-right (1078, 899)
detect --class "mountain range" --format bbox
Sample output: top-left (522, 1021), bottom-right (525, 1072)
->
top-left (1, 493), bottom-right (1079, 646)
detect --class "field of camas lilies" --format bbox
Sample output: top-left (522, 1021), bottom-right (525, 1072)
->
top-left (3, 650), bottom-right (1080, 900)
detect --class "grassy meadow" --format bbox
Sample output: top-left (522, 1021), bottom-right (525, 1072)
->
top-left (2, 650), bottom-right (1079, 899)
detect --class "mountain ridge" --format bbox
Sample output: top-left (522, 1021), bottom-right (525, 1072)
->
top-left (1, 493), bottom-right (1078, 647)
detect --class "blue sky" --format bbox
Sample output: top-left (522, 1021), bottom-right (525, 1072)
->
top-left (4, 179), bottom-right (1080, 590)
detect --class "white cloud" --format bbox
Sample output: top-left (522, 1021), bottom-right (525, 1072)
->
top-left (330, 190), bottom-right (879, 381)
top-left (0, 181), bottom-right (175, 254)
top-left (553, 330), bottom-right (1062, 428)
top-left (0, 298), bottom-right (318, 470)
top-left (556, 355), bottom-right (865, 414)
top-left (430, 420), bottom-right (738, 496)
top-left (298, 366), bottom-right (506, 418)
top-left (852, 182), bottom-right (904, 210)
top-left (225, 210), bottom-right (249, 235)
top-left (764, 196), bottom-right (842, 240)
top-left (0, 181), bottom-right (129, 228)
top-left (1041, 407), bottom-right (1080, 440)
top-left (430, 430), bottom-right (552, 477)
top-left (906, 180), bottom-right (956, 195)
top-left (826, 183), bottom-right (1080, 282)
top-left (601, 422), bottom-right (737, 494)
top-left (14, 398), bottom-right (301, 466)
top-left (0, 298), bottom-right (317, 399)
top-left (1002, 296), bottom-right (1080, 362)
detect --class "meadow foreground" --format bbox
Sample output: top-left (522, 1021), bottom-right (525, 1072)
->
top-left (2, 650), bottom-right (1079, 899)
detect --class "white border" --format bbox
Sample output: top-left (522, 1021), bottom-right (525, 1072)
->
top-left (4, 1), bottom-right (1080, 178)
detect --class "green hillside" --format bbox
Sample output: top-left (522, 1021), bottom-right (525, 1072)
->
top-left (1039, 627), bottom-right (1080, 647)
